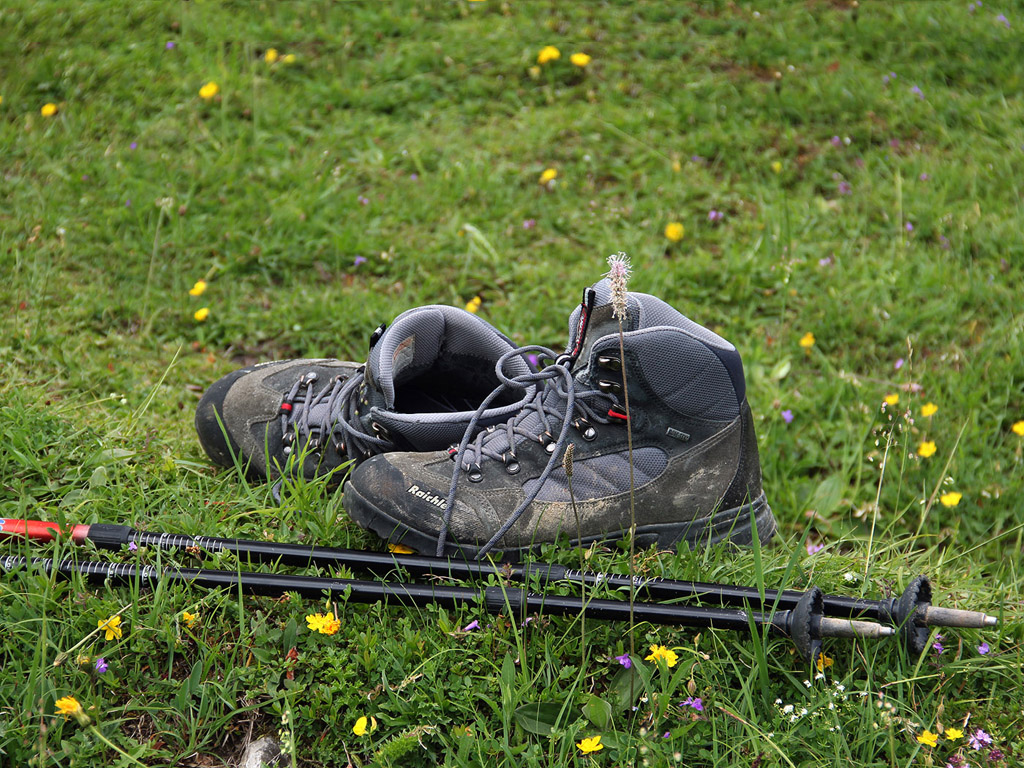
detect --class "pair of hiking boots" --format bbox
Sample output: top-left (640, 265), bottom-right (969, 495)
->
top-left (195, 281), bottom-right (776, 559)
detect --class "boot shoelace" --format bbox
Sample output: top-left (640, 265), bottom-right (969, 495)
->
top-left (271, 368), bottom-right (391, 501)
top-left (438, 345), bottom-right (622, 558)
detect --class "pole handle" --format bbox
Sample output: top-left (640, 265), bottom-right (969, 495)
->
top-left (0, 519), bottom-right (90, 543)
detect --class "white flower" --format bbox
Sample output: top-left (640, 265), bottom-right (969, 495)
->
top-left (606, 252), bottom-right (632, 320)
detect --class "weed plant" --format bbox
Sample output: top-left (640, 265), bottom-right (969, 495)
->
top-left (1, 1), bottom-right (1021, 766)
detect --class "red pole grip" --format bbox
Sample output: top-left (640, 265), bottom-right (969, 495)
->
top-left (0, 519), bottom-right (90, 543)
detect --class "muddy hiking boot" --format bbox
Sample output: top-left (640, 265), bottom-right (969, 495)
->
top-left (194, 305), bottom-right (535, 488)
top-left (344, 281), bottom-right (776, 558)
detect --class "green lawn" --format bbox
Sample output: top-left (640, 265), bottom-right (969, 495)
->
top-left (1, 1), bottom-right (1022, 766)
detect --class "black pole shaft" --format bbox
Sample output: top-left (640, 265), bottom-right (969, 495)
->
top-left (0, 555), bottom-right (802, 635)
top-left (86, 524), bottom-right (890, 621)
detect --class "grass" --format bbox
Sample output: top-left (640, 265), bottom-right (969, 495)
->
top-left (1, 0), bottom-right (1022, 765)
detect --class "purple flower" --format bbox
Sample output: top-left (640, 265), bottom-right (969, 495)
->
top-left (81, 174), bottom-right (90, 181)
top-left (409, 173), bottom-right (419, 181)
top-left (977, 641), bottom-right (990, 655)
top-left (462, 620), bottom-right (480, 632)
top-left (905, 222), bottom-right (914, 232)
top-left (819, 255), bottom-right (834, 267)
top-left (889, 138), bottom-right (900, 149)
top-left (996, 13), bottom-right (1009, 28)
top-left (911, 85), bottom-right (925, 100)
top-left (166, 41), bottom-right (176, 50)
top-left (125, 199), bottom-right (132, 208)
top-left (969, 729), bottom-right (992, 750)
top-left (838, 180), bottom-right (852, 195)
top-left (522, 218), bottom-right (536, 229)
top-left (919, 173), bottom-right (930, 181)
top-left (129, 142), bottom-right (138, 150)
top-left (615, 653), bottom-right (632, 668)
top-left (932, 633), bottom-right (944, 654)
top-left (894, 358), bottom-right (904, 370)
top-left (807, 542), bottom-right (824, 555)
top-left (357, 195), bottom-right (369, 206)
top-left (940, 235), bottom-right (951, 250)
top-left (662, 731), bottom-right (671, 739)
top-left (95, 657), bottom-right (108, 673)
top-left (680, 696), bottom-right (703, 712)
top-left (527, 353), bottom-right (540, 369)
top-left (883, 71), bottom-right (897, 84)
top-left (781, 409), bottom-right (794, 424)
top-left (707, 209), bottom-right (724, 222)
top-left (353, 256), bottom-right (367, 266)
top-left (128, 541), bottom-right (138, 552)
top-left (988, 748), bottom-right (1004, 761)
top-left (690, 155), bottom-right (704, 163)
top-left (831, 135), bottom-right (842, 147)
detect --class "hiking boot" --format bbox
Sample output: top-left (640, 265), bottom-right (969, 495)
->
top-left (344, 281), bottom-right (776, 558)
top-left (194, 305), bottom-right (535, 484)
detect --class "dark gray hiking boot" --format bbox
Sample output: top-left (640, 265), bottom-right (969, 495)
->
top-left (194, 305), bottom-right (535, 484)
top-left (344, 281), bottom-right (775, 558)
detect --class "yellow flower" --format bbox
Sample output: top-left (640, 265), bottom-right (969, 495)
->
top-left (945, 727), bottom-right (964, 741)
top-left (265, 48), bottom-right (279, 64)
top-left (917, 730), bottom-right (938, 748)
top-left (194, 307), bottom-right (210, 322)
top-left (98, 615), bottom-right (122, 641)
top-left (465, 296), bottom-right (482, 314)
top-left (921, 402), bottom-right (938, 418)
top-left (189, 279), bottom-right (208, 297)
top-left (537, 45), bottom-right (561, 65)
top-left (55, 695), bottom-right (83, 718)
top-left (664, 221), bottom-right (685, 242)
top-left (539, 167), bottom-right (557, 184)
top-left (388, 543), bottom-right (415, 554)
top-left (799, 332), bottom-right (816, 349)
top-left (306, 612), bottom-right (326, 632)
top-left (645, 644), bottom-right (679, 668)
top-left (199, 81), bottom-right (219, 100)
top-left (884, 393), bottom-right (900, 407)
top-left (320, 612), bottom-right (341, 635)
top-left (671, 159), bottom-right (682, 172)
top-left (352, 715), bottom-right (378, 736)
top-left (182, 611), bottom-right (199, 629)
top-left (940, 491), bottom-right (962, 507)
top-left (41, 103), bottom-right (58, 117)
top-left (570, 52), bottom-right (592, 67)
top-left (771, 160), bottom-right (783, 174)
top-left (918, 440), bottom-right (937, 458)
top-left (816, 653), bottom-right (834, 672)
top-left (1012, 420), bottom-right (1024, 436)
top-left (577, 735), bottom-right (604, 754)
top-left (527, 65), bottom-right (541, 79)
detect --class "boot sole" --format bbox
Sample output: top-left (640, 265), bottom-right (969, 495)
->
top-left (345, 482), bottom-right (776, 559)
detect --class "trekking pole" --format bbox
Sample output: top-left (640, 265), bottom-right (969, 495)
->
top-left (1, 518), bottom-right (994, 655)
top-left (0, 554), bottom-right (888, 663)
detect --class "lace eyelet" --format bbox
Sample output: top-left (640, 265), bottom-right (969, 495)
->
top-left (597, 379), bottom-right (622, 394)
top-left (573, 418), bottom-right (597, 441)
top-left (505, 461), bottom-right (521, 475)
top-left (597, 355), bottom-right (621, 371)
top-left (468, 467), bottom-right (484, 482)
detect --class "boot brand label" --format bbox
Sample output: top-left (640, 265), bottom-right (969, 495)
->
top-left (666, 427), bottom-right (691, 442)
top-left (406, 484), bottom-right (447, 510)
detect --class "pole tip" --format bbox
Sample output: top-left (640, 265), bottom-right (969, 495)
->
top-left (984, 615), bottom-right (999, 627)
